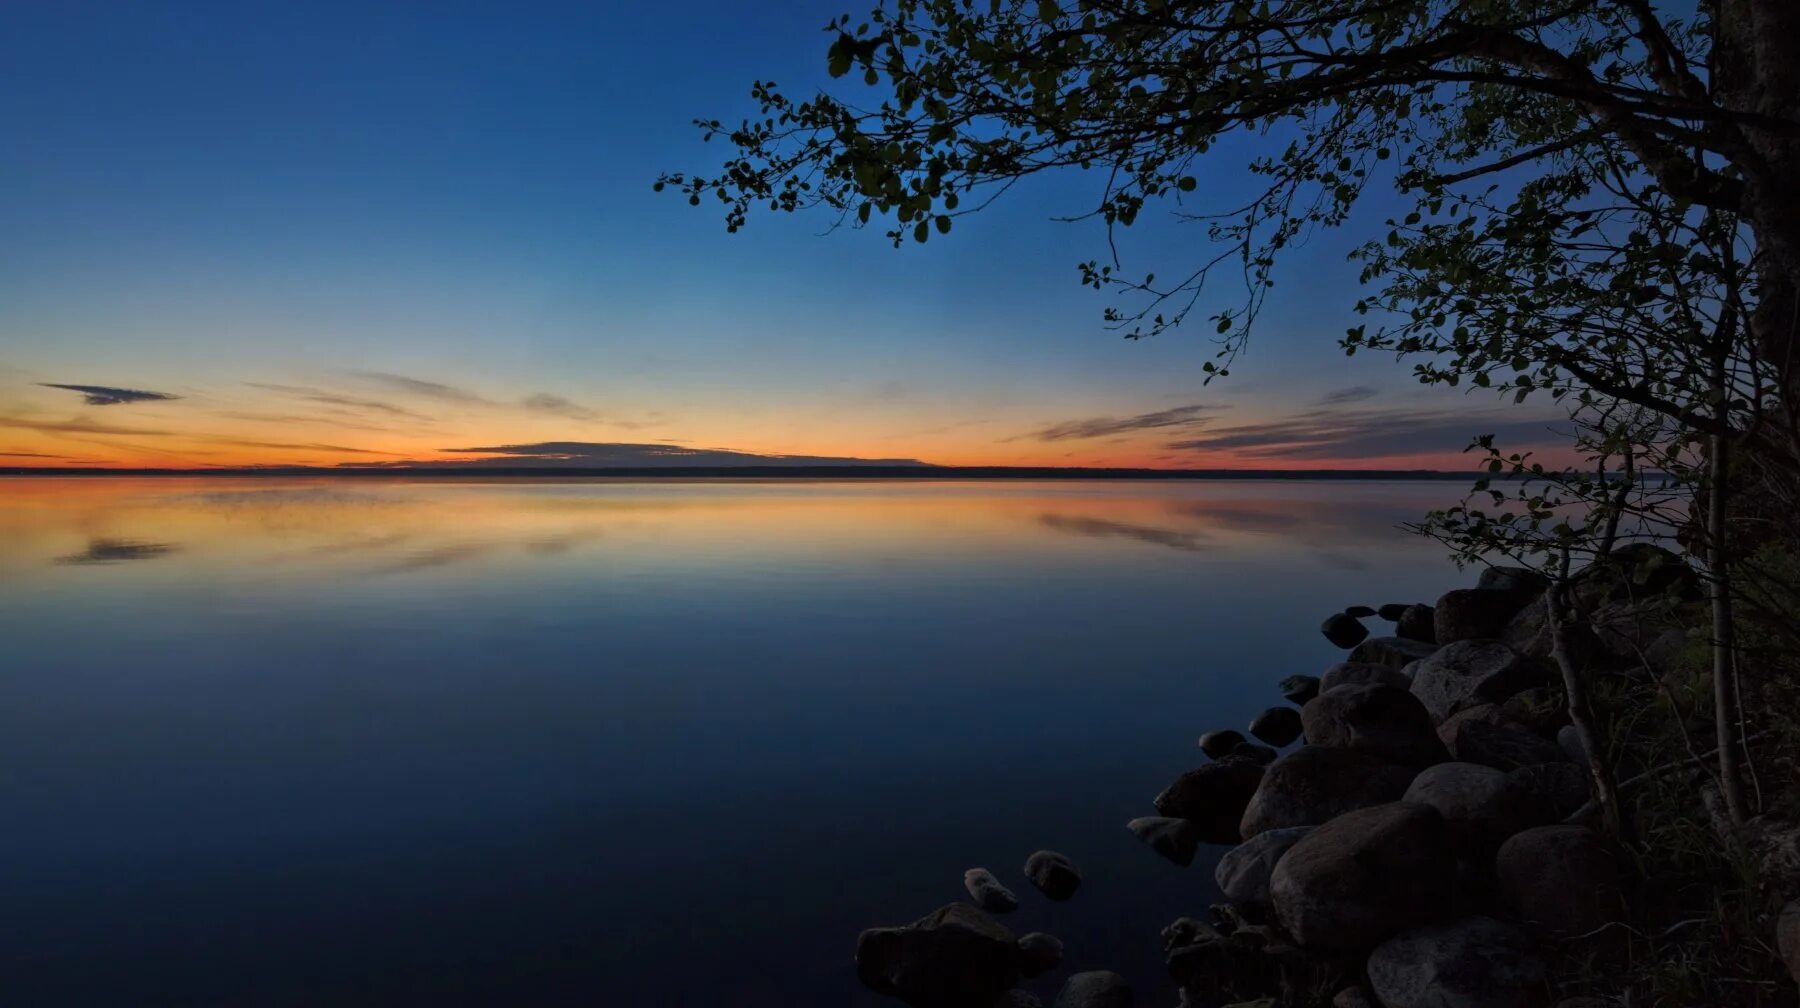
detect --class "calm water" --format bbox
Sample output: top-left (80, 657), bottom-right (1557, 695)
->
top-left (0, 477), bottom-right (1466, 1006)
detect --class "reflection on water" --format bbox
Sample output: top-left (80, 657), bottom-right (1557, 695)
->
top-left (0, 476), bottom-right (1468, 1007)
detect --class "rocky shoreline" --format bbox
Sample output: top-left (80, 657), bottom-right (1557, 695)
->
top-left (854, 546), bottom-right (1800, 1007)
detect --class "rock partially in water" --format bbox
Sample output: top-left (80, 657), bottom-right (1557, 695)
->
top-left (1322, 611), bottom-right (1370, 649)
top-left (1495, 825), bottom-right (1620, 937)
top-left (1396, 604), bottom-right (1438, 644)
top-left (1053, 970), bottom-right (1133, 1008)
top-left (1248, 705), bottom-right (1304, 747)
top-left (1378, 602), bottom-right (1419, 622)
top-left (1435, 588), bottom-right (1534, 645)
top-left (855, 902), bottom-right (1022, 1008)
top-left (1126, 816), bottom-right (1204, 867)
top-left (1270, 802), bottom-right (1460, 950)
top-left (1214, 824), bottom-right (1313, 915)
top-left (1302, 683), bottom-right (1447, 767)
top-left (1443, 716), bottom-right (1569, 771)
top-left (1409, 639), bottom-right (1542, 723)
top-left (1240, 745), bottom-right (1418, 838)
top-left (1017, 931), bottom-right (1063, 978)
top-left (1319, 660), bottom-right (1410, 693)
top-left (1198, 728), bottom-right (1249, 759)
top-left (1348, 635), bottom-right (1438, 670)
top-left (1345, 605), bottom-right (1377, 618)
top-left (1232, 740), bottom-right (1279, 764)
top-left (1023, 850), bottom-right (1082, 901)
top-left (1154, 757), bottom-right (1265, 843)
top-left (962, 868), bottom-right (1020, 914)
top-left (1367, 915), bottom-right (1544, 1008)
top-left (1278, 674), bottom-right (1322, 705)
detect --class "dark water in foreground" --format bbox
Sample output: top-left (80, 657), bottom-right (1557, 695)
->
top-left (0, 477), bottom-right (1466, 1006)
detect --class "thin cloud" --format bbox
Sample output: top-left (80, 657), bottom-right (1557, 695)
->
top-left (55, 538), bottom-right (177, 565)
top-left (1316, 385), bottom-right (1378, 405)
top-left (520, 393), bottom-right (599, 421)
top-left (1018, 403), bottom-right (1225, 442)
top-left (0, 416), bottom-right (173, 437)
top-left (1165, 406), bottom-right (1572, 460)
top-left (349, 370), bottom-right (489, 404)
top-left (38, 383), bottom-right (181, 406)
top-left (344, 441), bottom-right (933, 468)
top-left (246, 383), bottom-right (432, 420)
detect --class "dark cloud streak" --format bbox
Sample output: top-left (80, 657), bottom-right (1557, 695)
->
top-left (1019, 403), bottom-right (1224, 442)
top-left (38, 383), bottom-right (181, 406)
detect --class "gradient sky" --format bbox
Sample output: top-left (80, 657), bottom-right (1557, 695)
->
top-left (0, 1), bottom-right (1571, 470)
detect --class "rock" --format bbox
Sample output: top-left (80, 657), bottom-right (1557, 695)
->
top-left (1396, 603), bottom-right (1438, 644)
top-left (1346, 605), bottom-right (1377, 618)
top-left (1367, 915), bottom-right (1545, 1008)
top-left (1778, 900), bottom-right (1800, 985)
top-left (1240, 745), bottom-right (1419, 838)
top-left (1409, 640), bottom-right (1543, 723)
top-left (1590, 598), bottom-right (1694, 668)
top-left (1502, 593), bottom-right (1606, 667)
top-left (1333, 987), bottom-right (1380, 1008)
top-left (1556, 724), bottom-right (1588, 766)
top-left (1301, 683), bottom-right (1447, 767)
top-left (1500, 686), bottom-right (1566, 736)
top-left (1232, 741), bottom-right (1279, 764)
top-left (1575, 542), bottom-right (1697, 604)
top-left (1495, 825), bottom-right (1620, 937)
top-left (1198, 728), bottom-right (1249, 759)
top-left (1278, 674), bottom-right (1322, 705)
top-left (1435, 702), bottom-right (1513, 739)
top-left (1378, 602), bottom-right (1416, 621)
top-left (1479, 566), bottom-right (1550, 595)
top-left (1319, 660), bottom-right (1410, 692)
top-left (856, 902), bottom-right (1022, 1007)
top-left (1443, 716), bottom-right (1570, 771)
top-left (1017, 932), bottom-right (1063, 978)
top-left (1023, 850), bottom-right (1081, 901)
top-left (1214, 825), bottom-right (1313, 914)
top-left (995, 992), bottom-right (1043, 1008)
top-left (1269, 802), bottom-right (1461, 949)
top-left (1248, 706), bottom-right (1304, 747)
top-left (1053, 970), bottom-right (1133, 1008)
top-left (1126, 817), bottom-right (1204, 867)
top-left (1348, 635), bottom-right (1438, 670)
top-left (1322, 611), bottom-right (1370, 649)
top-left (1154, 757), bottom-right (1266, 843)
top-left (1403, 762), bottom-right (1530, 854)
top-left (963, 868), bottom-right (1020, 914)
top-left (1507, 762), bottom-right (1591, 825)
top-left (1435, 588), bottom-right (1534, 645)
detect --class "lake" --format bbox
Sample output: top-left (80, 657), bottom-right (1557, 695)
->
top-left (0, 476), bottom-right (1469, 1006)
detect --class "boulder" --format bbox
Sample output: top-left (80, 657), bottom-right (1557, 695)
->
top-left (1575, 542), bottom-right (1697, 604)
top-left (1396, 603), bottom-right (1438, 644)
top-left (1279, 674), bottom-right (1322, 705)
top-left (1319, 660), bottom-right (1410, 693)
top-left (1232, 741), bottom-right (1279, 764)
top-left (1154, 757), bottom-right (1266, 843)
top-left (1501, 593), bottom-right (1606, 668)
top-left (1301, 683), bottom-right (1447, 767)
top-left (1018, 932), bottom-right (1063, 978)
top-left (1367, 915), bottom-right (1545, 1008)
top-left (1507, 762), bottom-right (1591, 825)
top-left (1495, 825), bottom-right (1620, 937)
top-left (1410, 640), bottom-right (1543, 723)
top-left (1378, 602), bottom-right (1417, 621)
top-left (1024, 850), bottom-right (1081, 901)
top-left (1778, 899), bottom-right (1800, 985)
top-left (855, 902), bottom-right (1022, 1007)
top-left (1478, 566), bottom-right (1550, 595)
top-left (1198, 729), bottom-right (1249, 760)
top-left (1214, 825), bottom-right (1313, 915)
top-left (1434, 703), bottom-right (1512, 740)
top-left (1240, 745), bottom-right (1418, 838)
top-left (1269, 802), bottom-right (1461, 949)
top-left (1323, 612), bottom-right (1370, 649)
top-left (1053, 970), bottom-right (1133, 1008)
top-left (1126, 817), bottom-right (1205, 867)
top-left (1403, 762), bottom-right (1530, 854)
top-left (1349, 635), bottom-right (1438, 670)
top-left (963, 868), bottom-right (1020, 914)
top-left (1435, 588), bottom-right (1534, 645)
top-left (1249, 706), bottom-right (1304, 747)
top-left (1346, 605), bottom-right (1377, 618)
top-left (1443, 716), bottom-right (1570, 771)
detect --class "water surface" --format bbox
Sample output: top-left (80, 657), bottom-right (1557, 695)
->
top-left (0, 477), bottom-right (1465, 1006)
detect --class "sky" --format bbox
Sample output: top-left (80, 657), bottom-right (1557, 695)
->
top-left (0, 0), bottom-right (1572, 470)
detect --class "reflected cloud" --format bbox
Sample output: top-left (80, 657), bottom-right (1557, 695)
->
top-left (1038, 513), bottom-right (1210, 552)
top-left (55, 538), bottom-right (177, 565)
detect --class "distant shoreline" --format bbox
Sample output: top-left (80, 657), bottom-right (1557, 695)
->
top-left (0, 464), bottom-right (1484, 480)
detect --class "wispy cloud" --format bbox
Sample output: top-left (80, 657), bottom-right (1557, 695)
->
top-left (38, 383), bottom-right (181, 406)
top-left (349, 370), bottom-right (489, 404)
top-left (0, 416), bottom-right (172, 437)
top-left (246, 383), bottom-right (433, 420)
top-left (1316, 385), bottom-right (1377, 406)
top-left (346, 441), bottom-right (933, 469)
top-left (1166, 406), bottom-right (1571, 460)
top-left (55, 538), bottom-right (177, 565)
top-left (520, 393), bottom-right (599, 422)
top-left (1017, 403), bottom-right (1225, 442)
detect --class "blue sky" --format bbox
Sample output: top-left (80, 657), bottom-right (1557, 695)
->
top-left (0, 0), bottom-right (1568, 468)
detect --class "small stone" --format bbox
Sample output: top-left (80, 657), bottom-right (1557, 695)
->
top-left (855, 902), bottom-right (1021, 1008)
top-left (1323, 611), bottom-right (1370, 648)
top-left (1248, 705), bottom-right (1304, 746)
top-left (1278, 674), bottom-right (1322, 705)
top-left (1053, 970), bottom-right (1133, 1008)
top-left (1154, 757), bottom-right (1265, 843)
top-left (1198, 728), bottom-right (1248, 759)
top-left (1345, 605), bottom-right (1377, 618)
top-left (1349, 635), bottom-right (1438, 670)
top-left (1024, 850), bottom-right (1081, 901)
top-left (1378, 602), bottom-right (1416, 621)
top-left (1367, 915), bottom-right (1544, 1008)
top-left (1126, 816), bottom-right (1204, 867)
top-left (963, 868), bottom-right (1020, 914)
top-left (1018, 931), bottom-right (1063, 978)
top-left (1396, 603), bottom-right (1438, 643)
